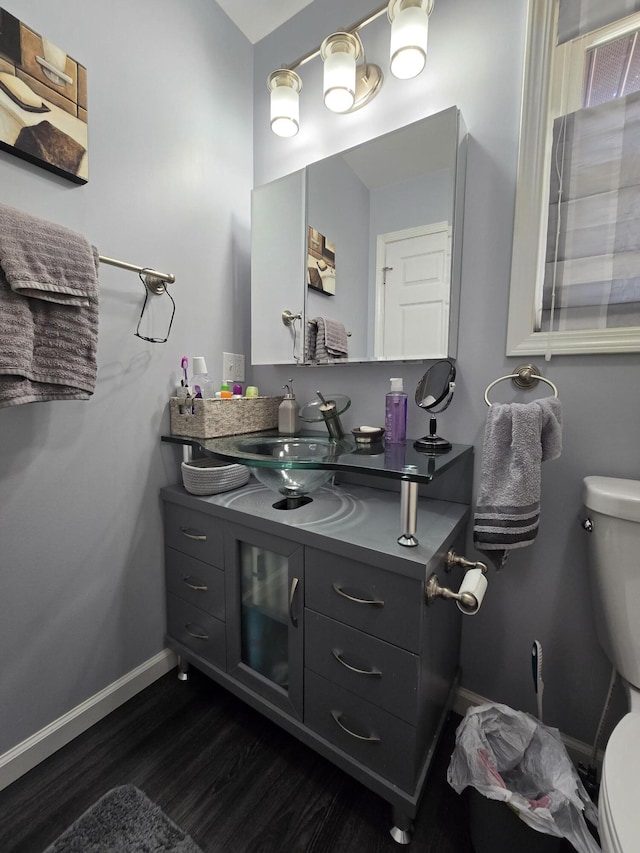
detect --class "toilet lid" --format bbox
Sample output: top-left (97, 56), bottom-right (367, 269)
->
top-left (601, 714), bottom-right (640, 852)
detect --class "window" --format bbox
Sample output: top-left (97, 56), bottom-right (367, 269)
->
top-left (584, 30), bottom-right (640, 107)
top-left (540, 13), bottom-right (640, 335)
top-left (507, 1), bottom-right (640, 356)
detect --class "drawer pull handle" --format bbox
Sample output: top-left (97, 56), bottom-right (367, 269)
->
top-left (180, 526), bottom-right (207, 542)
top-left (184, 623), bottom-right (208, 640)
top-left (332, 583), bottom-right (384, 607)
top-left (289, 577), bottom-right (300, 627)
top-left (331, 648), bottom-right (381, 678)
top-left (183, 576), bottom-right (208, 592)
top-left (330, 710), bottom-right (381, 743)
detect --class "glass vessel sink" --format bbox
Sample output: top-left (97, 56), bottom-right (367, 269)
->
top-left (163, 429), bottom-right (472, 484)
top-left (233, 436), bottom-right (342, 501)
top-left (161, 429), bottom-right (473, 536)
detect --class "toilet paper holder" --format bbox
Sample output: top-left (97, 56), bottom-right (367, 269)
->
top-left (425, 550), bottom-right (489, 614)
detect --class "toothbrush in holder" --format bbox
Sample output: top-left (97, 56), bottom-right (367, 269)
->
top-left (531, 640), bottom-right (544, 722)
top-left (179, 356), bottom-right (193, 413)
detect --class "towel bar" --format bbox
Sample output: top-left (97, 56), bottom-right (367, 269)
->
top-left (484, 363), bottom-right (558, 406)
top-left (98, 254), bottom-right (175, 294)
top-left (308, 317), bottom-right (351, 336)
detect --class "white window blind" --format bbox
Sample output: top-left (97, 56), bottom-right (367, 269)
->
top-left (541, 90), bottom-right (640, 332)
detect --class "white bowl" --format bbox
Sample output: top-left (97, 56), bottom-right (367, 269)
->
top-left (181, 458), bottom-right (249, 496)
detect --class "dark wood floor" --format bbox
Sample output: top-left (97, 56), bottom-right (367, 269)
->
top-left (0, 666), bottom-right (476, 853)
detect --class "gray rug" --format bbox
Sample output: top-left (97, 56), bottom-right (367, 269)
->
top-left (43, 785), bottom-right (203, 852)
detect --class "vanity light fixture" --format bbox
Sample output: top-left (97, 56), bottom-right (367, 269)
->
top-left (387, 0), bottom-right (434, 80)
top-left (268, 68), bottom-right (303, 137)
top-left (267, 0), bottom-right (434, 136)
top-left (320, 31), bottom-right (383, 114)
top-left (321, 32), bottom-right (360, 113)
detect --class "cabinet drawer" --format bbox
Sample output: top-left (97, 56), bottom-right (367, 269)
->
top-left (166, 594), bottom-right (226, 669)
top-left (304, 670), bottom-right (417, 793)
top-left (305, 611), bottom-right (419, 724)
top-left (165, 548), bottom-right (225, 620)
top-left (164, 503), bottom-right (223, 566)
top-left (305, 548), bottom-right (422, 652)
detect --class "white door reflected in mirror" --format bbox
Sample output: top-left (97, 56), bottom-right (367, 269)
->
top-left (376, 223), bottom-right (451, 360)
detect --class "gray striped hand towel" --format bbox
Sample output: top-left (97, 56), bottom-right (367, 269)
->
top-left (473, 397), bottom-right (562, 569)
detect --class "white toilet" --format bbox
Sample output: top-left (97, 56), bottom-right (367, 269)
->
top-left (582, 476), bottom-right (640, 853)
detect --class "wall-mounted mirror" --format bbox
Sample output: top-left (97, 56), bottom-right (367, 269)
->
top-left (251, 106), bottom-right (467, 366)
top-left (508, 0), bottom-right (640, 356)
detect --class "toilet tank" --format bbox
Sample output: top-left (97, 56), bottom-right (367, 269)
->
top-left (583, 476), bottom-right (640, 690)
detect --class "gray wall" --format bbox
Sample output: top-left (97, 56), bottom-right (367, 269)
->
top-left (1, 0), bottom-right (634, 772)
top-left (253, 0), bottom-right (636, 744)
top-left (0, 0), bottom-right (252, 755)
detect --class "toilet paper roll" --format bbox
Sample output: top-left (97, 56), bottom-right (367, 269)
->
top-left (456, 568), bottom-right (488, 615)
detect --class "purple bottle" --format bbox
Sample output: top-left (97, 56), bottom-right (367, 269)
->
top-left (385, 378), bottom-right (407, 444)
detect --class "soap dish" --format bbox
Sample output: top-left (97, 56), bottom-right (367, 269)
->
top-left (351, 426), bottom-right (385, 445)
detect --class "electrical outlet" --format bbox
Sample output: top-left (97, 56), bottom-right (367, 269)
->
top-left (222, 352), bottom-right (245, 382)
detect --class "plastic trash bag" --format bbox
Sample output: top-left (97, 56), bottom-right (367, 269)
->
top-left (447, 703), bottom-right (600, 853)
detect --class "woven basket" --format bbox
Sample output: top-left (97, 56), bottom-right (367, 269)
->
top-left (181, 458), bottom-right (250, 496)
top-left (170, 396), bottom-right (282, 439)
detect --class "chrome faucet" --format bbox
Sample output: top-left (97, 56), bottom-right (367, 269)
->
top-left (316, 390), bottom-right (345, 439)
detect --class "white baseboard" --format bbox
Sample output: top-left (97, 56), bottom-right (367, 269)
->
top-left (453, 686), bottom-right (602, 768)
top-left (0, 648), bottom-right (177, 792)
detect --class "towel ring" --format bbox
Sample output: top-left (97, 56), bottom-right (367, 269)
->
top-left (484, 363), bottom-right (559, 406)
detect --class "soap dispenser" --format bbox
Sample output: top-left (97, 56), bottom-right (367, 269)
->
top-left (279, 380), bottom-right (300, 435)
top-left (385, 377), bottom-right (407, 443)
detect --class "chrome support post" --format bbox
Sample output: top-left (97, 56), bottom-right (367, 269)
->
top-left (397, 478), bottom-right (419, 547)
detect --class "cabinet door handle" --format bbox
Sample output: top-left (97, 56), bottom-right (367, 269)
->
top-left (289, 576), bottom-right (300, 627)
top-left (331, 648), bottom-right (382, 678)
top-left (180, 526), bottom-right (207, 542)
top-left (330, 710), bottom-right (381, 743)
top-left (332, 583), bottom-right (384, 607)
top-left (184, 623), bottom-right (208, 640)
top-left (182, 576), bottom-right (208, 591)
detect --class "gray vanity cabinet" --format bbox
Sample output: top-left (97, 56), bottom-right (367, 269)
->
top-left (303, 546), bottom-right (461, 794)
top-left (164, 502), bottom-right (227, 670)
top-left (161, 479), bottom-right (470, 837)
top-left (224, 522), bottom-right (304, 719)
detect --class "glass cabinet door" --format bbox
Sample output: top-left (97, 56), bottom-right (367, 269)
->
top-left (225, 523), bottom-right (303, 719)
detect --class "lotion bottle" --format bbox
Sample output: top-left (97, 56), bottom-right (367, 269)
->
top-left (385, 377), bottom-right (407, 443)
top-left (278, 380), bottom-right (300, 434)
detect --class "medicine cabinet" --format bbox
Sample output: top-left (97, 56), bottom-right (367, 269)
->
top-left (251, 106), bottom-right (467, 366)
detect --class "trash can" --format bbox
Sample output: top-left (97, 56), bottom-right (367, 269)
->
top-left (447, 703), bottom-right (600, 853)
top-left (468, 788), bottom-right (563, 853)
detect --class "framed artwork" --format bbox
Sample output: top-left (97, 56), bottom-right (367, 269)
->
top-left (0, 8), bottom-right (88, 183)
top-left (307, 226), bottom-right (336, 296)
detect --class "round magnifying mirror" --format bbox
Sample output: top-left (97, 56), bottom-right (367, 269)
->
top-left (414, 359), bottom-right (456, 452)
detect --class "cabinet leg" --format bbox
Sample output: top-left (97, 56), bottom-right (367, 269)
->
top-left (389, 808), bottom-right (413, 845)
top-left (177, 656), bottom-right (190, 682)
